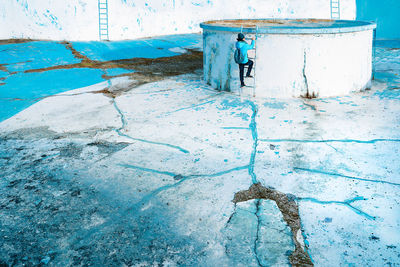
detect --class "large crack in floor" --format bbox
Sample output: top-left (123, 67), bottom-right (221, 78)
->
top-left (218, 99), bottom-right (305, 266)
top-left (228, 99), bottom-right (314, 266)
top-left (233, 183), bottom-right (314, 266)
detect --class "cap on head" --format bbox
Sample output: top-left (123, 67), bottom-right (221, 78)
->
top-left (237, 33), bottom-right (245, 41)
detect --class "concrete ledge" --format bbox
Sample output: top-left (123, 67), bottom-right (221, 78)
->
top-left (200, 19), bottom-right (376, 34)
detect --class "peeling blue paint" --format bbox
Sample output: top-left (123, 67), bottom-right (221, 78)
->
top-left (263, 101), bottom-right (287, 110)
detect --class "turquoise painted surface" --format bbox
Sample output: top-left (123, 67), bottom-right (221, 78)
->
top-left (0, 34), bottom-right (203, 122)
top-left (0, 70), bottom-right (9, 78)
top-left (71, 34), bottom-right (202, 61)
top-left (106, 68), bottom-right (134, 77)
top-left (0, 68), bottom-right (105, 121)
top-left (156, 34), bottom-right (203, 48)
top-left (357, 0), bottom-right (400, 39)
top-left (0, 41), bottom-right (80, 72)
top-left (0, 99), bottom-right (36, 123)
top-left (72, 39), bottom-right (178, 61)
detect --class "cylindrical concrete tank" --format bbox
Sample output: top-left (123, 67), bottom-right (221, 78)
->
top-left (200, 19), bottom-right (376, 98)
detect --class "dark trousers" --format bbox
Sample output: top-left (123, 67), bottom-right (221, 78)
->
top-left (239, 60), bottom-right (254, 85)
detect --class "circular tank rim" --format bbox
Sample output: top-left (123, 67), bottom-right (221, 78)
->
top-left (200, 19), bottom-right (377, 34)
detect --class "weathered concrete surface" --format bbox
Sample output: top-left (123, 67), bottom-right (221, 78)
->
top-left (0, 38), bottom-right (399, 266)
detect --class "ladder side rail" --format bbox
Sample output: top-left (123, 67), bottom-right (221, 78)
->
top-left (98, 0), bottom-right (102, 40)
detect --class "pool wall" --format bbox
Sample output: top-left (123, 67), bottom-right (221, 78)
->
top-left (202, 20), bottom-right (376, 98)
top-left (356, 0), bottom-right (400, 39)
top-left (1, 0), bottom-right (356, 41)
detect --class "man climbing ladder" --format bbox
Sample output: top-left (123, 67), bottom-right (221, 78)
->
top-left (235, 33), bottom-right (255, 87)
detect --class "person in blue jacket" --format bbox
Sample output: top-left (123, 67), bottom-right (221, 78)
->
top-left (236, 33), bottom-right (255, 87)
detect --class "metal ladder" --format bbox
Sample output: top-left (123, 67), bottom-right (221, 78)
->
top-left (330, 0), bottom-right (340, 20)
top-left (239, 26), bottom-right (258, 97)
top-left (98, 0), bottom-right (109, 41)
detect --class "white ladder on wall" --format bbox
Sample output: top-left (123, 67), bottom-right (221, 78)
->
top-left (330, 0), bottom-right (340, 20)
top-left (239, 26), bottom-right (258, 97)
top-left (98, 0), bottom-right (109, 41)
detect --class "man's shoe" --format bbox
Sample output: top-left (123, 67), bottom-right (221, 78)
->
top-left (240, 83), bottom-right (246, 87)
top-left (246, 75), bottom-right (254, 78)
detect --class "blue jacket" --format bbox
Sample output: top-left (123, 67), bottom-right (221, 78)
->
top-left (236, 40), bottom-right (255, 64)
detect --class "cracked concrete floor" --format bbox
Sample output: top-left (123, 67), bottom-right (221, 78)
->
top-left (0, 38), bottom-right (400, 266)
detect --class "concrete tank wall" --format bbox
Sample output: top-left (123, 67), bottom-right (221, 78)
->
top-left (202, 20), bottom-right (375, 98)
top-left (0, 0), bottom-right (356, 41)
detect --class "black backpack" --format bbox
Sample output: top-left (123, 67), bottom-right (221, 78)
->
top-left (234, 46), bottom-right (245, 64)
